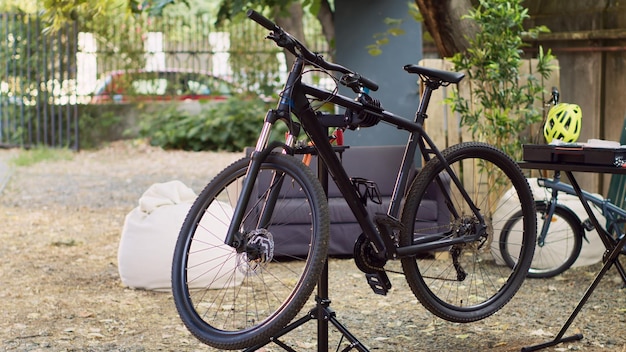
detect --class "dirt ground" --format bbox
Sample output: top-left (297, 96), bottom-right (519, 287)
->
top-left (1, 141), bottom-right (625, 352)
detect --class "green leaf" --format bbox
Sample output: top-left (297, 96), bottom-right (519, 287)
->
top-left (388, 28), bottom-right (405, 36)
top-left (383, 17), bottom-right (402, 26)
top-left (368, 47), bottom-right (383, 56)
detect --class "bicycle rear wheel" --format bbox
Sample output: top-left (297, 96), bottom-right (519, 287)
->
top-left (172, 153), bottom-right (329, 350)
top-left (400, 142), bottom-right (536, 323)
top-left (501, 202), bottom-right (583, 278)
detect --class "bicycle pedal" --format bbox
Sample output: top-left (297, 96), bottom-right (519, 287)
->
top-left (365, 271), bottom-right (392, 296)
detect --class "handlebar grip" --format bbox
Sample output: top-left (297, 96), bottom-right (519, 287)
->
top-left (246, 10), bottom-right (279, 31)
top-left (359, 75), bottom-right (378, 92)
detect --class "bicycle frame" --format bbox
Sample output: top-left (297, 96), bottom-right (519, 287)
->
top-left (538, 172), bottom-right (626, 245)
top-left (223, 55), bottom-right (485, 262)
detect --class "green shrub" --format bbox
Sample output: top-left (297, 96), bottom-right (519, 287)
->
top-left (78, 110), bottom-right (123, 149)
top-left (138, 96), bottom-right (276, 152)
top-left (447, 0), bottom-right (554, 160)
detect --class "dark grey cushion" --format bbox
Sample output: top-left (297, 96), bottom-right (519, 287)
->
top-left (248, 145), bottom-right (449, 257)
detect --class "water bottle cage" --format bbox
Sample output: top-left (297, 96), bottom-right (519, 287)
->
top-left (344, 94), bottom-right (382, 130)
top-left (351, 177), bottom-right (382, 205)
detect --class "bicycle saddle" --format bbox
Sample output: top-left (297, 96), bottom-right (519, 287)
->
top-left (403, 64), bottom-right (465, 84)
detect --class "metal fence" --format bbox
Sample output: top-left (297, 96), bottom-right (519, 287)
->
top-left (0, 13), bottom-right (330, 150)
top-left (0, 13), bottom-right (79, 149)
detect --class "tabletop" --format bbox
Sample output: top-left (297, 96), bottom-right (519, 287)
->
top-left (518, 161), bottom-right (626, 174)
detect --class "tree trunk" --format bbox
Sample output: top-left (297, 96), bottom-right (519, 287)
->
top-left (414, 0), bottom-right (478, 57)
top-left (274, 2), bottom-right (306, 70)
top-left (316, 0), bottom-right (335, 58)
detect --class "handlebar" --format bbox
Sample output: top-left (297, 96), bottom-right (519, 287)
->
top-left (246, 9), bottom-right (378, 92)
top-left (551, 87), bottom-right (560, 105)
top-left (246, 9), bottom-right (279, 31)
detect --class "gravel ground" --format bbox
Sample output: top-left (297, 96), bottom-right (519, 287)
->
top-left (0, 141), bottom-right (625, 352)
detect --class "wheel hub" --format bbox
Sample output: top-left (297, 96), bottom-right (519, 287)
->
top-left (237, 229), bottom-right (274, 275)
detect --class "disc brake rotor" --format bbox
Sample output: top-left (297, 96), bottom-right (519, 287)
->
top-left (237, 229), bottom-right (274, 275)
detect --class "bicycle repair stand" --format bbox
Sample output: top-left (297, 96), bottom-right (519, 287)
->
top-left (243, 148), bottom-right (370, 352)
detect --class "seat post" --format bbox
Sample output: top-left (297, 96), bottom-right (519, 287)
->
top-left (415, 80), bottom-right (439, 124)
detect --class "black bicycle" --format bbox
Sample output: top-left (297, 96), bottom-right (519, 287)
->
top-left (171, 10), bottom-right (537, 350)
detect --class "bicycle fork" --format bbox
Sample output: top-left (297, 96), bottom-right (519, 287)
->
top-left (538, 178), bottom-right (561, 247)
top-left (223, 109), bottom-right (297, 251)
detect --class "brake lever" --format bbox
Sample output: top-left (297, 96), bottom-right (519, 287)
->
top-left (340, 73), bottom-right (362, 94)
top-left (267, 31), bottom-right (299, 57)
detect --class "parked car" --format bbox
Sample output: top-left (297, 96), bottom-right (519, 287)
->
top-left (90, 69), bottom-right (234, 104)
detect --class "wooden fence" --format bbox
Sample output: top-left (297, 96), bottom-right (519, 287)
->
top-left (418, 58), bottom-right (562, 206)
top-left (418, 58), bottom-right (560, 152)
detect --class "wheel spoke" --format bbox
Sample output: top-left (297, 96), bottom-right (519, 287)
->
top-left (401, 142), bottom-right (536, 322)
top-left (171, 154), bottom-right (328, 349)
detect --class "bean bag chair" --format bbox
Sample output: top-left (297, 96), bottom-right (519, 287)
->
top-left (491, 178), bottom-right (605, 268)
top-left (118, 180), bottom-right (241, 291)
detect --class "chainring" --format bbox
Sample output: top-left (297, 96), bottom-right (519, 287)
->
top-left (353, 233), bottom-right (387, 274)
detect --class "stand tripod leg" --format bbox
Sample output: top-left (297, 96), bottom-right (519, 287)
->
top-left (522, 235), bottom-right (626, 351)
top-left (328, 314), bottom-right (369, 352)
top-left (318, 260), bottom-right (329, 352)
top-left (317, 260), bottom-right (369, 352)
top-left (243, 153), bottom-right (369, 351)
top-left (242, 260), bottom-right (369, 352)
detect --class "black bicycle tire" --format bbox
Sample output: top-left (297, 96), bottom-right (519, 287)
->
top-left (171, 153), bottom-right (329, 350)
top-left (400, 142), bottom-right (536, 323)
top-left (501, 202), bottom-right (583, 278)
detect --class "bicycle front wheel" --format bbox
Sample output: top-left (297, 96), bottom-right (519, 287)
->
top-left (501, 202), bottom-right (583, 278)
top-left (400, 142), bottom-right (536, 323)
top-left (172, 153), bottom-right (329, 350)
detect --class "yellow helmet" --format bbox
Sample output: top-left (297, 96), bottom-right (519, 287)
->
top-left (544, 103), bottom-right (582, 143)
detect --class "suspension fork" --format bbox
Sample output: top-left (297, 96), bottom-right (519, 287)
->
top-left (537, 172), bottom-right (562, 247)
top-left (222, 115), bottom-right (299, 251)
top-left (222, 140), bottom-right (285, 250)
top-left (223, 59), bottom-right (305, 250)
